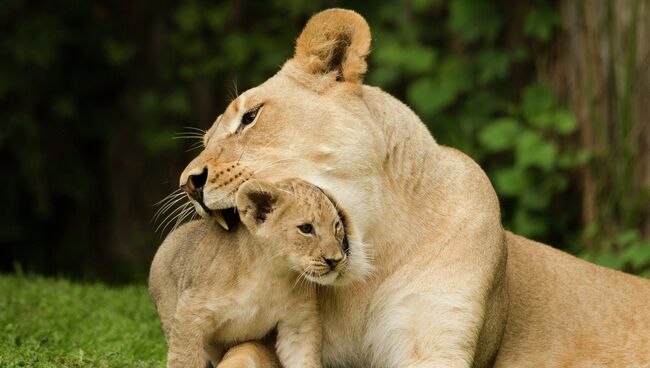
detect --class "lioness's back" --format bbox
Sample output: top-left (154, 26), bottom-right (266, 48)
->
top-left (497, 233), bottom-right (650, 367)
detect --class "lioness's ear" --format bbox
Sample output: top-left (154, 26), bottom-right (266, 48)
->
top-left (294, 8), bottom-right (371, 84)
top-left (235, 181), bottom-right (281, 230)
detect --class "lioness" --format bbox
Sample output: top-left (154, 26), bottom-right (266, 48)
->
top-left (149, 178), bottom-right (358, 368)
top-left (161, 8), bottom-right (650, 368)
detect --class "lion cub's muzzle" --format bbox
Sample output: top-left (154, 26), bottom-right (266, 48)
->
top-left (180, 161), bottom-right (253, 230)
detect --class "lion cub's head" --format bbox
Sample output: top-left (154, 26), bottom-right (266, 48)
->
top-left (236, 178), bottom-right (356, 286)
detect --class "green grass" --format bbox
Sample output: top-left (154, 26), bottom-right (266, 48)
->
top-left (0, 274), bottom-right (166, 367)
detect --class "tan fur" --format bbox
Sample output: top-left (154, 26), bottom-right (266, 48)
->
top-left (149, 179), bottom-right (354, 368)
top-left (163, 8), bottom-right (650, 368)
top-left (294, 9), bottom-right (370, 88)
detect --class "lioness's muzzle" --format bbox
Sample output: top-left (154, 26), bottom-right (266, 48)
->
top-left (180, 160), bottom-right (254, 230)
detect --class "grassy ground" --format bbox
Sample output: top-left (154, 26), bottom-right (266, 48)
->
top-left (0, 274), bottom-right (166, 367)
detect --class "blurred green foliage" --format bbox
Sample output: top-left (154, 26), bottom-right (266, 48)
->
top-left (1, 0), bottom-right (648, 281)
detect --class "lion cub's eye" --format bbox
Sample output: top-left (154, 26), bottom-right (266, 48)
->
top-left (298, 224), bottom-right (314, 235)
top-left (241, 105), bottom-right (262, 127)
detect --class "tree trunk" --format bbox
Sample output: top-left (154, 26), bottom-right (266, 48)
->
top-left (541, 0), bottom-right (650, 248)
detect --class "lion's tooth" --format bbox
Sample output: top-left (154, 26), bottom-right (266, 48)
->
top-left (213, 210), bottom-right (229, 230)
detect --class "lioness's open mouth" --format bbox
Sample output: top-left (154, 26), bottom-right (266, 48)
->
top-left (210, 207), bottom-right (240, 231)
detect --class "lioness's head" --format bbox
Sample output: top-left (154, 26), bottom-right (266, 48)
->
top-left (180, 9), bottom-right (383, 283)
top-left (235, 178), bottom-right (360, 285)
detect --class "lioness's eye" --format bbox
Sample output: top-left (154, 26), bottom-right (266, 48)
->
top-left (298, 224), bottom-right (314, 235)
top-left (241, 105), bottom-right (261, 127)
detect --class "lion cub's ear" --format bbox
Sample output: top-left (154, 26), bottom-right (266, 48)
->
top-left (235, 180), bottom-right (282, 231)
top-left (294, 8), bottom-right (371, 85)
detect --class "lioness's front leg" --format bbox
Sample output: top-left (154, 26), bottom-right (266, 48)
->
top-left (275, 300), bottom-right (322, 368)
top-left (364, 240), bottom-right (507, 368)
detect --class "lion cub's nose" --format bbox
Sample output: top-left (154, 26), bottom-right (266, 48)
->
top-left (324, 255), bottom-right (343, 270)
top-left (182, 167), bottom-right (208, 200)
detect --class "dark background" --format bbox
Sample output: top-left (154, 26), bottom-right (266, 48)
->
top-left (2, 0), bottom-right (649, 283)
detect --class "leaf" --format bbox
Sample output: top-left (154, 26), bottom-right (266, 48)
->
top-left (478, 118), bottom-right (521, 152)
top-left (640, 269), bottom-right (650, 279)
top-left (528, 111), bottom-right (555, 130)
top-left (520, 187), bottom-right (551, 210)
top-left (206, 5), bottom-right (231, 29)
top-left (410, 0), bottom-right (445, 12)
top-left (141, 128), bottom-right (179, 154)
top-left (476, 49), bottom-right (510, 84)
top-left (374, 43), bottom-right (437, 74)
top-left (615, 230), bottom-right (641, 247)
top-left (449, 0), bottom-right (503, 42)
top-left (621, 241), bottom-right (650, 269)
top-left (175, 3), bottom-right (202, 33)
top-left (493, 167), bottom-right (529, 196)
top-left (515, 130), bottom-right (557, 170)
top-left (558, 149), bottom-right (591, 168)
top-left (402, 47), bottom-right (438, 74)
top-left (553, 110), bottom-right (578, 134)
top-left (164, 90), bottom-right (190, 115)
top-left (524, 6), bottom-right (560, 42)
top-left (105, 39), bottom-right (135, 67)
top-left (406, 58), bottom-right (472, 116)
top-left (368, 67), bottom-right (400, 87)
top-left (513, 208), bottom-right (547, 238)
top-left (522, 83), bottom-right (555, 126)
top-left (223, 34), bottom-right (251, 65)
top-left (593, 250), bottom-right (627, 270)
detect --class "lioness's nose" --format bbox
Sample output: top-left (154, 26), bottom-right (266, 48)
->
top-left (181, 167), bottom-right (208, 200)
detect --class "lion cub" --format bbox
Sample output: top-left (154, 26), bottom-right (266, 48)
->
top-left (149, 178), bottom-right (350, 368)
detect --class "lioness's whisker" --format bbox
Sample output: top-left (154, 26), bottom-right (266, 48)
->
top-left (153, 189), bottom-right (184, 206)
top-left (238, 134), bottom-right (283, 163)
top-left (156, 202), bottom-right (191, 233)
top-left (253, 158), bottom-right (312, 175)
top-left (153, 195), bottom-right (189, 224)
top-left (155, 204), bottom-right (187, 234)
top-left (172, 205), bottom-right (195, 232)
top-left (172, 134), bottom-right (204, 140)
top-left (236, 136), bottom-right (250, 165)
top-left (186, 141), bottom-right (204, 152)
top-left (152, 194), bottom-right (187, 225)
top-left (180, 126), bottom-right (206, 133)
top-left (226, 77), bottom-right (239, 102)
top-left (161, 203), bottom-right (193, 235)
top-left (154, 191), bottom-right (185, 211)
